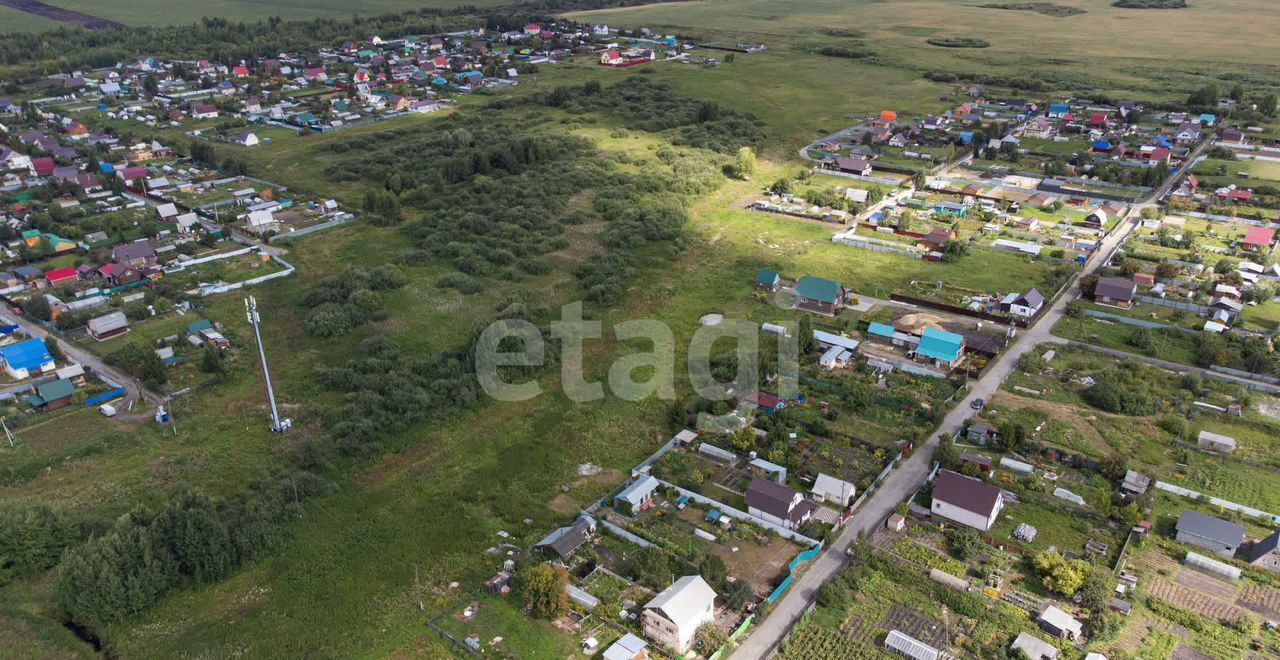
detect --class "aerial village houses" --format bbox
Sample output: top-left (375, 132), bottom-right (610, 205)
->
top-left (745, 477), bottom-right (815, 530)
top-left (614, 475), bottom-right (659, 516)
top-left (930, 469), bottom-right (1004, 532)
top-left (534, 515), bottom-right (595, 560)
top-left (915, 328), bottom-right (965, 370)
top-left (1175, 509), bottom-right (1244, 557)
top-left (1001, 289), bottom-right (1044, 318)
top-left (640, 575), bottom-right (717, 654)
top-left (1037, 605), bottom-right (1083, 641)
top-left (86, 311), bottom-right (130, 341)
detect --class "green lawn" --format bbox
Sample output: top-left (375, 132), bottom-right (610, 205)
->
top-left (0, 6), bottom-right (63, 33)
top-left (34, 0), bottom-right (512, 29)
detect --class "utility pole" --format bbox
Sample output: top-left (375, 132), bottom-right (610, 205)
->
top-left (1, 417), bottom-right (15, 448)
top-left (245, 296), bottom-right (290, 433)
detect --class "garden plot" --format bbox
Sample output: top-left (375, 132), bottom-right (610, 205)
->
top-left (880, 603), bottom-right (951, 649)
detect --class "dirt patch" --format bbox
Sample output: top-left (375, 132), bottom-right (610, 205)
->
top-left (549, 466), bottom-right (624, 516)
top-left (1147, 578), bottom-right (1246, 622)
top-left (991, 391), bottom-right (1113, 453)
top-left (0, 0), bottom-right (125, 29)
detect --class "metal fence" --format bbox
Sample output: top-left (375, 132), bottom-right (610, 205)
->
top-left (765, 544), bottom-right (824, 604)
top-left (1083, 309), bottom-right (1197, 334)
top-left (1136, 295), bottom-right (1210, 315)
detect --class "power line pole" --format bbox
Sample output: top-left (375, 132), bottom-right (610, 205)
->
top-left (1, 417), bottom-right (15, 448)
top-left (245, 296), bottom-right (290, 433)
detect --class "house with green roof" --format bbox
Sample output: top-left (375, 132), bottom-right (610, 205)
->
top-left (25, 378), bottom-right (76, 411)
top-left (794, 275), bottom-right (846, 316)
top-left (916, 327), bottom-right (965, 369)
top-left (755, 269), bottom-right (781, 292)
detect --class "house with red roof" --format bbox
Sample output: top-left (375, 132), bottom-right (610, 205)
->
top-left (118, 166), bottom-right (148, 184)
top-left (523, 23), bottom-right (543, 36)
top-left (1243, 226), bottom-right (1274, 251)
top-left (232, 65), bottom-right (251, 77)
top-left (599, 50), bottom-right (626, 66)
top-left (44, 267), bottom-right (78, 288)
top-left (1218, 187), bottom-right (1254, 202)
top-left (191, 104), bottom-right (219, 119)
top-left (1088, 112), bottom-right (1110, 128)
top-left (29, 157), bottom-right (55, 177)
top-left (740, 391), bottom-right (785, 414)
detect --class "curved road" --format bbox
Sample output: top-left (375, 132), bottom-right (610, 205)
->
top-left (734, 139), bottom-right (1215, 659)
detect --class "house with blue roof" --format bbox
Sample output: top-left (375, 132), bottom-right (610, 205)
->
top-left (916, 327), bottom-right (965, 369)
top-left (1047, 103), bottom-right (1070, 118)
top-left (932, 201), bottom-right (967, 217)
top-left (0, 337), bottom-right (56, 379)
top-left (756, 268), bottom-right (781, 292)
top-left (866, 322), bottom-right (896, 342)
top-left (1198, 113), bottom-right (1216, 127)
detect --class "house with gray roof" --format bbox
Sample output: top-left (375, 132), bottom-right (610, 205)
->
top-left (1175, 509), bottom-right (1244, 557)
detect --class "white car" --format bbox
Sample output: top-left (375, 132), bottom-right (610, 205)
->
top-left (98, 404), bottom-right (117, 417)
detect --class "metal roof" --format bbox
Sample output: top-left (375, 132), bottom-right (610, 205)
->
top-left (1176, 509), bottom-right (1244, 547)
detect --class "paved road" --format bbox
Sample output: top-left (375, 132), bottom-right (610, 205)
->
top-left (733, 140), bottom-right (1212, 658)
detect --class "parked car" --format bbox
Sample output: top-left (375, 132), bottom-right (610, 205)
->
top-left (99, 403), bottom-right (117, 417)
top-left (970, 398), bottom-right (985, 410)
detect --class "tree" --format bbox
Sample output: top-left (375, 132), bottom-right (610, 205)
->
top-left (1155, 262), bottom-right (1180, 281)
top-left (1260, 93), bottom-right (1278, 118)
top-left (521, 563), bottom-right (568, 619)
top-left (700, 553), bottom-right (728, 589)
top-left (723, 579), bottom-right (754, 611)
top-left (198, 346), bottom-right (225, 375)
top-left (695, 622), bottom-right (728, 652)
top-left (798, 314), bottom-right (815, 353)
top-left (734, 147), bottom-right (757, 178)
top-left (729, 427), bottom-right (756, 452)
top-left (1078, 565), bottom-right (1112, 612)
top-left (1033, 550), bottom-right (1086, 597)
top-left (946, 527), bottom-right (986, 561)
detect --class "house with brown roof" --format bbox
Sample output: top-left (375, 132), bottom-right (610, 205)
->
top-left (930, 469), bottom-right (1004, 531)
top-left (832, 157), bottom-right (872, 176)
top-left (745, 478), bottom-right (815, 530)
top-left (1093, 276), bottom-right (1137, 310)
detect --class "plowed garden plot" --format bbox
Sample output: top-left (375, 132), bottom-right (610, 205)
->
top-left (842, 615), bottom-right (876, 644)
top-left (881, 604), bottom-right (949, 648)
top-left (1174, 568), bottom-right (1238, 601)
top-left (1238, 584), bottom-right (1280, 619)
top-left (1146, 578), bottom-right (1245, 622)
top-left (1172, 646), bottom-right (1215, 660)
top-left (1115, 614), bottom-right (1188, 653)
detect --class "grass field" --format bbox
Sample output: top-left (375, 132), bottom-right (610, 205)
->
top-left (30, 0), bottom-right (510, 28)
top-left (0, 5), bottom-right (63, 33)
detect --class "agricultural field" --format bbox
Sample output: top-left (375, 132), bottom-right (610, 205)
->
top-left (14, 0), bottom-right (511, 29)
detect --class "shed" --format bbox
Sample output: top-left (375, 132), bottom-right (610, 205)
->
top-left (614, 475), bottom-right (660, 515)
top-left (1038, 605), bottom-right (1082, 640)
top-left (811, 473), bottom-right (856, 507)
top-left (1011, 632), bottom-right (1058, 660)
top-left (1197, 430), bottom-right (1236, 453)
top-left (749, 457), bottom-right (787, 483)
top-left (86, 311), bottom-right (130, 340)
top-left (25, 377), bottom-right (76, 410)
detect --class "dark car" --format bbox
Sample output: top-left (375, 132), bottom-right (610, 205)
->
top-left (970, 398), bottom-right (985, 410)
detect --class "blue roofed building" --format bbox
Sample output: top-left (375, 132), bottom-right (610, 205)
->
top-left (1198, 113), bottom-right (1216, 127)
top-left (916, 327), bottom-right (965, 369)
top-left (756, 268), bottom-right (781, 292)
top-left (1047, 103), bottom-right (1070, 118)
top-left (0, 337), bottom-right (55, 380)
top-left (866, 322), bottom-right (895, 342)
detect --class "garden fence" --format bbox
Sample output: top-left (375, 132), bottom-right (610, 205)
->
top-left (765, 544), bottom-right (824, 604)
top-left (1153, 480), bottom-right (1280, 523)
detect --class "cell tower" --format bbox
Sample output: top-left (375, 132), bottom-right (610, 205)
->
top-left (245, 296), bottom-right (291, 433)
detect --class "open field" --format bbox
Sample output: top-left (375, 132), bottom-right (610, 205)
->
top-left (20, 0), bottom-right (510, 28)
top-left (0, 3), bottom-right (63, 32)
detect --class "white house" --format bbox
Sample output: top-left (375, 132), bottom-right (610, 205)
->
top-left (641, 575), bottom-right (716, 654)
top-left (930, 469), bottom-right (1004, 531)
top-left (1001, 288), bottom-right (1045, 317)
top-left (745, 477), bottom-right (814, 530)
top-left (155, 202), bottom-right (178, 220)
top-left (237, 130), bottom-right (260, 147)
top-left (245, 209), bottom-right (279, 235)
top-left (811, 473), bottom-right (856, 507)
